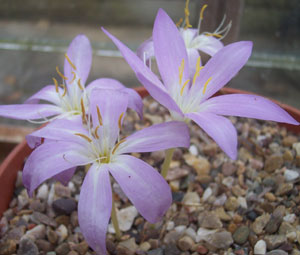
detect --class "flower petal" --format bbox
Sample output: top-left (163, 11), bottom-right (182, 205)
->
top-left (200, 94), bottom-right (299, 125)
top-left (78, 164), bottom-right (112, 255)
top-left (136, 36), bottom-right (154, 64)
top-left (0, 104), bottom-right (62, 120)
top-left (86, 78), bottom-right (143, 118)
top-left (187, 48), bottom-right (200, 79)
top-left (191, 34), bottom-right (224, 56)
top-left (192, 41), bottom-right (253, 101)
top-left (116, 121), bottom-right (190, 154)
top-left (186, 112), bottom-right (237, 160)
top-left (90, 89), bottom-right (128, 147)
top-left (64, 34), bottom-right (92, 85)
top-left (23, 141), bottom-right (88, 196)
top-left (153, 9), bottom-right (189, 90)
top-left (52, 167), bottom-right (76, 185)
top-left (25, 85), bottom-right (61, 105)
top-left (109, 155), bottom-right (172, 223)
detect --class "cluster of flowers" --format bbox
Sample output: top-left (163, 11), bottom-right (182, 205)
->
top-left (0, 6), bottom-right (298, 255)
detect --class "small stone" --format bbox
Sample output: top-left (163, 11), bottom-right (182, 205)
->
top-left (68, 251), bottom-right (79, 255)
top-left (70, 211), bottom-right (78, 227)
top-left (283, 135), bottom-right (298, 147)
top-left (264, 154), bottom-right (283, 173)
top-left (55, 215), bottom-right (70, 226)
top-left (24, 224), bottom-right (46, 240)
top-left (35, 239), bottom-right (53, 252)
top-left (55, 242), bottom-right (70, 255)
top-left (203, 143), bottom-right (218, 156)
top-left (276, 183), bottom-right (293, 196)
top-left (6, 225), bottom-right (26, 240)
top-left (224, 196), bottom-right (239, 211)
top-left (214, 207), bottom-right (231, 221)
top-left (293, 142), bottom-right (300, 155)
top-left (56, 224), bottom-right (68, 243)
top-left (222, 162), bottom-right (237, 176)
top-left (265, 192), bottom-right (276, 202)
top-left (110, 206), bottom-right (138, 233)
top-left (213, 193), bottom-right (227, 206)
top-left (265, 235), bottom-right (287, 250)
top-left (237, 196), bottom-right (247, 209)
top-left (182, 192), bottom-right (200, 212)
top-left (37, 184), bottom-right (49, 200)
top-left (233, 226), bottom-right (249, 245)
top-left (222, 176), bottom-right (235, 188)
top-left (198, 211), bottom-right (222, 229)
top-left (189, 144), bottom-right (198, 156)
top-left (164, 243), bottom-right (181, 255)
top-left (52, 198), bottom-right (77, 215)
top-left (206, 230), bottom-right (233, 249)
top-left (177, 235), bottom-right (195, 251)
top-left (139, 242), bottom-right (151, 252)
top-left (266, 251), bottom-right (288, 255)
top-left (47, 228), bottom-right (58, 244)
top-left (29, 200), bottom-right (45, 212)
top-left (183, 154), bottom-right (211, 176)
top-left (196, 245), bottom-right (208, 254)
top-left (69, 241), bottom-right (89, 255)
top-left (283, 150), bottom-right (294, 162)
top-left (279, 222), bottom-right (295, 235)
top-left (196, 228), bottom-right (217, 242)
top-left (147, 248), bottom-right (164, 255)
top-left (254, 240), bottom-right (266, 255)
top-left (117, 237), bottom-right (137, 255)
top-left (31, 211), bottom-right (57, 227)
top-left (163, 230), bottom-right (182, 244)
top-left (0, 240), bottom-right (17, 255)
top-left (166, 167), bottom-right (189, 181)
top-left (283, 213), bottom-right (296, 223)
top-left (55, 183), bottom-right (71, 197)
top-left (251, 213), bottom-right (270, 234)
top-left (265, 206), bottom-right (285, 234)
top-left (284, 169), bottom-right (299, 182)
top-left (18, 238), bottom-right (39, 255)
top-left (202, 187), bottom-right (212, 202)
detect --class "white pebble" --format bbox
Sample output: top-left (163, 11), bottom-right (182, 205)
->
top-left (222, 177), bottom-right (235, 188)
top-left (68, 182), bottom-right (76, 193)
top-left (118, 206), bottom-right (138, 232)
top-left (185, 227), bottom-right (197, 241)
top-left (293, 142), bottom-right (300, 156)
top-left (196, 228), bottom-right (217, 243)
top-left (175, 225), bottom-right (186, 234)
top-left (283, 213), bottom-right (296, 223)
top-left (202, 187), bottom-right (212, 201)
top-left (189, 145), bottom-right (198, 156)
top-left (166, 221), bottom-right (175, 231)
top-left (213, 193), bottom-right (227, 206)
top-left (37, 184), bottom-right (48, 200)
top-left (237, 196), bottom-right (247, 209)
top-left (56, 224), bottom-right (68, 243)
top-left (284, 169), bottom-right (299, 182)
top-left (254, 240), bottom-right (266, 255)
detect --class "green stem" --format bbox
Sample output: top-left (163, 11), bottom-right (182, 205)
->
top-left (111, 195), bottom-right (121, 240)
top-left (161, 148), bottom-right (175, 178)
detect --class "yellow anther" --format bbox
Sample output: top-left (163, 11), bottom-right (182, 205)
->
top-left (200, 4), bottom-right (208, 20)
top-left (96, 106), bottom-right (103, 126)
top-left (61, 84), bottom-right (67, 97)
top-left (70, 71), bottom-right (76, 84)
top-left (112, 139), bottom-right (126, 154)
top-left (118, 112), bottom-right (124, 130)
top-left (77, 79), bottom-right (84, 90)
top-left (80, 98), bottom-right (86, 121)
top-left (178, 59), bottom-right (185, 85)
top-left (64, 54), bottom-right (77, 71)
top-left (202, 77), bottom-right (212, 95)
top-left (192, 57), bottom-right (204, 85)
top-left (56, 66), bottom-right (68, 80)
top-left (180, 79), bottom-right (190, 96)
top-left (184, 0), bottom-right (192, 29)
top-left (176, 18), bottom-right (183, 27)
top-left (94, 125), bottom-right (100, 139)
top-left (75, 133), bottom-right (92, 143)
top-left (205, 33), bottom-right (222, 38)
top-left (53, 78), bottom-right (59, 93)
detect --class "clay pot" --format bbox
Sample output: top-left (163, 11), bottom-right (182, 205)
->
top-left (0, 87), bottom-right (299, 217)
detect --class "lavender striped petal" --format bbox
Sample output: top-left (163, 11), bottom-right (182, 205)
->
top-left (52, 167), bottom-right (76, 185)
top-left (136, 36), bottom-right (154, 63)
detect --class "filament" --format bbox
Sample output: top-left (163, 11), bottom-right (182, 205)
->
top-left (56, 66), bottom-right (68, 80)
top-left (96, 106), bottom-right (103, 126)
top-left (118, 112), bottom-right (124, 130)
top-left (202, 77), bottom-right (212, 95)
top-left (178, 59), bottom-right (185, 85)
top-left (70, 71), bottom-right (76, 84)
top-left (77, 79), bottom-right (84, 90)
top-left (180, 79), bottom-right (190, 96)
top-left (65, 54), bottom-right (77, 71)
top-left (75, 133), bottom-right (92, 143)
top-left (112, 139), bottom-right (126, 154)
top-left (53, 78), bottom-right (59, 93)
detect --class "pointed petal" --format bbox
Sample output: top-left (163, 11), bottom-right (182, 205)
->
top-left (64, 34), bottom-right (92, 85)
top-left (78, 164), bottom-right (111, 255)
top-left (136, 36), bottom-right (154, 63)
top-left (90, 89), bottom-right (128, 147)
top-left (109, 155), bottom-right (172, 223)
top-left (26, 135), bottom-right (42, 149)
top-left (116, 121), bottom-right (190, 154)
top-left (191, 34), bottom-right (224, 56)
top-left (0, 104), bottom-right (62, 120)
top-left (52, 167), bottom-right (76, 185)
top-left (186, 112), bottom-right (237, 160)
top-left (23, 141), bottom-right (88, 196)
top-left (200, 94), bottom-right (299, 125)
top-left (192, 41), bottom-right (253, 101)
top-left (86, 78), bottom-right (143, 118)
top-left (153, 9), bottom-right (189, 90)
top-left (25, 85), bottom-right (61, 105)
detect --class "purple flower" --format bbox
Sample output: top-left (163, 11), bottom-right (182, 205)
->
top-left (23, 88), bottom-right (190, 254)
top-left (102, 8), bottom-right (299, 160)
top-left (0, 34), bottom-right (143, 123)
top-left (137, 4), bottom-right (230, 76)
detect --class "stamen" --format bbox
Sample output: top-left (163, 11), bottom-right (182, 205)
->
top-left (64, 54), bottom-right (77, 71)
top-left (180, 79), bottom-right (190, 96)
top-left (202, 77), bottom-right (212, 95)
top-left (77, 79), bottom-right (84, 90)
top-left (176, 18), bottom-right (183, 27)
top-left (192, 57), bottom-right (204, 85)
top-left (94, 125), bottom-right (100, 139)
top-left (52, 78), bottom-right (59, 93)
top-left (70, 71), bottom-right (76, 84)
top-left (118, 112), bottom-right (124, 130)
top-left (80, 98), bottom-right (86, 121)
top-left (200, 4), bottom-right (208, 20)
top-left (96, 106), bottom-right (103, 126)
top-left (205, 33), bottom-right (223, 38)
top-left (178, 59), bottom-right (185, 85)
top-left (61, 84), bottom-right (67, 97)
top-left (56, 66), bottom-right (68, 80)
top-left (112, 139), bottom-right (126, 154)
top-left (184, 0), bottom-right (192, 29)
top-left (75, 133), bottom-right (92, 143)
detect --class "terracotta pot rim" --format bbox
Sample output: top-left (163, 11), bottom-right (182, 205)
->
top-left (0, 86), bottom-right (299, 217)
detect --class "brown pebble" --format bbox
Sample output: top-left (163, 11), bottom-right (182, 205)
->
top-left (69, 241), bottom-right (89, 255)
top-left (265, 192), bottom-right (276, 202)
top-left (55, 215), bottom-right (70, 226)
top-left (283, 150), bottom-right (294, 162)
top-left (0, 239), bottom-right (17, 255)
top-left (47, 228), bottom-right (58, 244)
top-left (196, 245), bottom-right (208, 254)
top-left (35, 239), bottom-right (53, 252)
top-left (265, 154), bottom-right (283, 173)
top-left (228, 223), bottom-right (238, 233)
top-left (55, 242), bottom-right (70, 255)
top-left (177, 235), bottom-right (195, 251)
